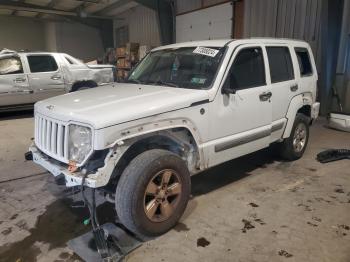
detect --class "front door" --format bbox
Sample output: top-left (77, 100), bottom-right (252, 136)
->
top-left (26, 54), bottom-right (66, 102)
top-left (208, 45), bottom-right (272, 167)
top-left (0, 55), bottom-right (32, 107)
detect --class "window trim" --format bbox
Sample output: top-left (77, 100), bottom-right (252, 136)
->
top-left (26, 54), bottom-right (59, 74)
top-left (266, 46), bottom-right (295, 84)
top-left (294, 47), bottom-right (313, 77)
top-left (225, 46), bottom-right (267, 91)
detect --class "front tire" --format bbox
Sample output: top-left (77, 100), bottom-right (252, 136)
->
top-left (115, 149), bottom-right (191, 238)
top-left (279, 113), bottom-right (310, 160)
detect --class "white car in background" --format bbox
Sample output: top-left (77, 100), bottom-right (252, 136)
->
top-left (28, 38), bottom-right (320, 238)
top-left (0, 50), bottom-right (115, 112)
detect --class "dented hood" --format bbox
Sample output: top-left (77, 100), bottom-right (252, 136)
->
top-left (35, 83), bottom-right (209, 129)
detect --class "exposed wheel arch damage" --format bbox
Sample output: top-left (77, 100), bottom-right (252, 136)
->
top-left (106, 128), bottom-right (201, 190)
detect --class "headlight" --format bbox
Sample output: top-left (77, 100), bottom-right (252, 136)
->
top-left (68, 124), bottom-right (92, 164)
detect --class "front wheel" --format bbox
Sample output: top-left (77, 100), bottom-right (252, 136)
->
top-left (279, 113), bottom-right (310, 160)
top-left (115, 149), bottom-right (191, 238)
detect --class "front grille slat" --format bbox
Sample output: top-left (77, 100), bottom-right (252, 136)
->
top-left (51, 123), bottom-right (57, 154)
top-left (34, 114), bottom-right (69, 163)
top-left (57, 124), bottom-right (63, 157)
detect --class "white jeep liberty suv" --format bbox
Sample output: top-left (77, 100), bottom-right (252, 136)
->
top-left (29, 39), bottom-right (320, 238)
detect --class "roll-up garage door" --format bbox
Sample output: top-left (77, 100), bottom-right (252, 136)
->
top-left (176, 2), bottom-right (233, 43)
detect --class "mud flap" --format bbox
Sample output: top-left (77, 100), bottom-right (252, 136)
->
top-left (68, 223), bottom-right (142, 262)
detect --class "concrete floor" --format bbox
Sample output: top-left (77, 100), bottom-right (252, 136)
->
top-left (0, 111), bottom-right (349, 262)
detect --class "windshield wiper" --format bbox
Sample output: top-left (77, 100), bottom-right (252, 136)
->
top-left (147, 80), bottom-right (179, 88)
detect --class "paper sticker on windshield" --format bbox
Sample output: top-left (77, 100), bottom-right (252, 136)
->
top-left (191, 77), bottom-right (206, 84)
top-left (193, 47), bottom-right (219, 57)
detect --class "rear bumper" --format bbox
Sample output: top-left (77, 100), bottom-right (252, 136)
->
top-left (311, 102), bottom-right (320, 120)
top-left (29, 144), bottom-right (99, 188)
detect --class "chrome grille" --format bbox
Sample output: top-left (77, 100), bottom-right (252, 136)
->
top-left (35, 114), bottom-right (69, 163)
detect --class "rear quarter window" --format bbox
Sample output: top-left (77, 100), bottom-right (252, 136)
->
top-left (294, 47), bottom-right (313, 76)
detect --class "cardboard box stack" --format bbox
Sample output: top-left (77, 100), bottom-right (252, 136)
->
top-left (116, 43), bottom-right (140, 81)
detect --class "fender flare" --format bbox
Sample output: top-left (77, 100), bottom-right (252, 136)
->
top-left (283, 93), bottom-right (312, 138)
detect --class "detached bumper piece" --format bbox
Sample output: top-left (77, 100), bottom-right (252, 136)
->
top-left (316, 149), bottom-right (350, 163)
top-left (67, 223), bottom-right (142, 262)
top-left (328, 112), bottom-right (350, 132)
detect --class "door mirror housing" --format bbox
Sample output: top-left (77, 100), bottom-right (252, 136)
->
top-left (221, 74), bottom-right (236, 95)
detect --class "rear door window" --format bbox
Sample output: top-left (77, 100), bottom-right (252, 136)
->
top-left (27, 55), bottom-right (58, 73)
top-left (230, 47), bottom-right (266, 90)
top-left (0, 57), bottom-right (23, 75)
top-left (294, 48), bottom-right (313, 76)
top-left (266, 47), bottom-right (294, 83)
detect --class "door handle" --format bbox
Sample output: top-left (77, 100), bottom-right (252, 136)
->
top-left (51, 75), bottom-right (61, 80)
top-left (259, 92), bottom-right (272, 101)
top-left (290, 84), bottom-right (298, 92)
top-left (13, 77), bottom-right (26, 83)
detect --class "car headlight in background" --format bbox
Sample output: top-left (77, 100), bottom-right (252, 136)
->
top-left (68, 124), bottom-right (92, 164)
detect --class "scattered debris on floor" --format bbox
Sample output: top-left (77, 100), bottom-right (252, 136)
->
top-left (312, 217), bottom-right (322, 222)
top-left (307, 222), bottom-right (318, 227)
top-left (278, 250), bottom-right (293, 258)
top-left (174, 223), bottom-right (190, 232)
top-left (334, 224), bottom-right (350, 237)
top-left (241, 219), bottom-right (255, 233)
top-left (339, 225), bottom-right (349, 230)
top-left (254, 218), bottom-right (266, 225)
top-left (196, 237), bottom-right (210, 247)
top-left (297, 203), bottom-right (313, 211)
top-left (334, 188), bottom-right (345, 193)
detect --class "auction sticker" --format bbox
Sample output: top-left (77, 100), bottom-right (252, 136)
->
top-left (193, 47), bottom-right (219, 57)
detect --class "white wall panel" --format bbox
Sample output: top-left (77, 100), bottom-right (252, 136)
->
top-left (176, 2), bottom-right (233, 42)
top-left (114, 5), bottom-right (161, 47)
top-left (176, 0), bottom-right (201, 14)
top-left (243, 0), bottom-right (322, 71)
top-left (0, 16), bottom-right (45, 51)
top-left (55, 22), bottom-right (104, 62)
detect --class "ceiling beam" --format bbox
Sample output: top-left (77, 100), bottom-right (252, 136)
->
top-left (94, 0), bottom-right (133, 15)
top-left (0, 1), bottom-right (113, 19)
top-left (36, 0), bottom-right (61, 18)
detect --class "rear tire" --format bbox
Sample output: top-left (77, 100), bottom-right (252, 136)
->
top-left (115, 149), bottom-right (191, 238)
top-left (279, 113), bottom-right (310, 160)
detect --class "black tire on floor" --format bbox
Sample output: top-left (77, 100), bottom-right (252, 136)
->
top-left (115, 149), bottom-right (191, 238)
top-left (279, 113), bottom-right (310, 161)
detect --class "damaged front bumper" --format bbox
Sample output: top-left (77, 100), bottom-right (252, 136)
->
top-left (29, 144), bottom-right (117, 188)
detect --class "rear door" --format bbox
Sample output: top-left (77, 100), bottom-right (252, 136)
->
top-left (265, 45), bottom-right (297, 141)
top-left (26, 54), bottom-right (66, 102)
top-left (0, 55), bottom-right (32, 107)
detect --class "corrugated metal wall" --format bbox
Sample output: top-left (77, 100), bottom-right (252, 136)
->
top-left (176, 0), bottom-right (230, 14)
top-left (243, 0), bottom-right (322, 70)
top-left (114, 5), bottom-right (161, 47)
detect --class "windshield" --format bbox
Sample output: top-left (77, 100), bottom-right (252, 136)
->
top-left (127, 46), bottom-right (225, 89)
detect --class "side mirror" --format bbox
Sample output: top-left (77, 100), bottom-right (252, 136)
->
top-left (221, 74), bottom-right (236, 95)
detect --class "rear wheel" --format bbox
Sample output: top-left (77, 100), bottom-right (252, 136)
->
top-left (115, 149), bottom-right (191, 238)
top-left (279, 113), bottom-right (310, 160)
top-left (70, 81), bottom-right (97, 92)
